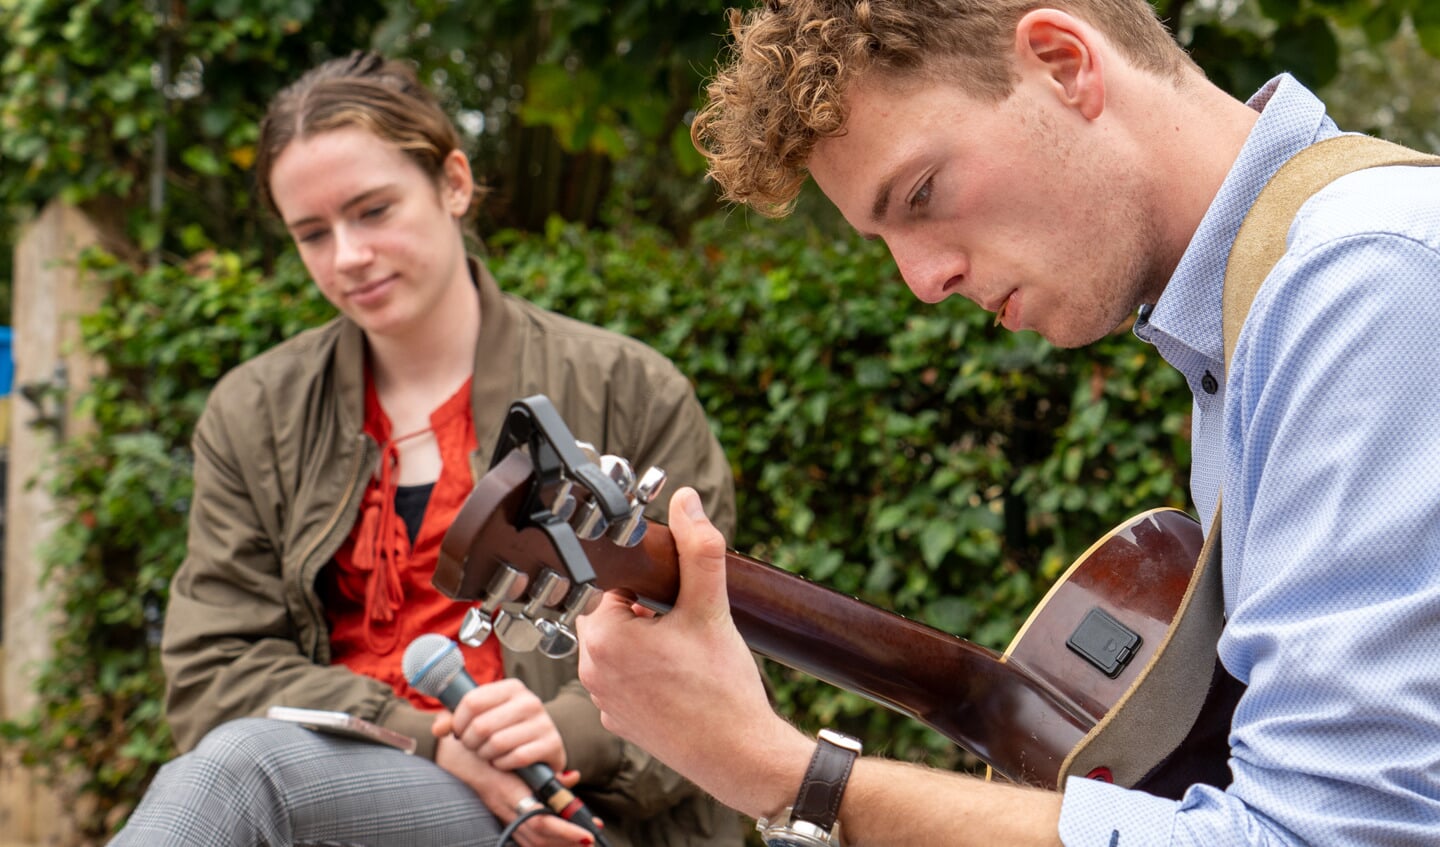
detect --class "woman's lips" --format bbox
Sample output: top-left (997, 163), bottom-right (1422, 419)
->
top-left (348, 274), bottom-right (396, 305)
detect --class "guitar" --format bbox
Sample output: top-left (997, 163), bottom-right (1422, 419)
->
top-left (434, 401), bottom-right (1240, 798)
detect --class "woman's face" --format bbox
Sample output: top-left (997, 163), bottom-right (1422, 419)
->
top-left (268, 126), bottom-right (474, 340)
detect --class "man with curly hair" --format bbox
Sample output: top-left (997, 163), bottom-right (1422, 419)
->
top-left (577, 1), bottom-right (1440, 845)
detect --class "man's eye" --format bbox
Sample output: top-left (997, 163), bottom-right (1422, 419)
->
top-left (908, 177), bottom-right (933, 211)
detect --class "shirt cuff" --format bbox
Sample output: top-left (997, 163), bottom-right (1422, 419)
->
top-left (1058, 775), bottom-right (1179, 846)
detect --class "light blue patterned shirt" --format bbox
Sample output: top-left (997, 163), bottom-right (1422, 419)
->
top-left (1058, 75), bottom-right (1440, 845)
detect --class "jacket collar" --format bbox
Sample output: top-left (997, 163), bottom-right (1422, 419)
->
top-left (469, 258), bottom-right (523, 465)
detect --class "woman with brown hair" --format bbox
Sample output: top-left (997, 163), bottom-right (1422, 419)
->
top-left (109, 51), bottom-right (739, 847)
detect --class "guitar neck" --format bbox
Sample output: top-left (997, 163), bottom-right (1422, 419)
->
top-left (578, 524), bottom-right (1091, 785)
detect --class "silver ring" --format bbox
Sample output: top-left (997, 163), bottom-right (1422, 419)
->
top-left (515, 795), bottom-right (544, 816)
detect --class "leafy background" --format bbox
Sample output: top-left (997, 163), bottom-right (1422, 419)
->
top-left (1, 0), bottom-right (1437, 840)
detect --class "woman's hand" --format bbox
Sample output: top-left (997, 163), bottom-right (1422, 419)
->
top-left (435, 734), bottom-right (598, 847)
top-left (430, 677), bottom-right (566, 774)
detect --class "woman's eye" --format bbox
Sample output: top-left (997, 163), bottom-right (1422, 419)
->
top-left (296, 230), bottom-right (328, 244)
top-left (361, 204), bottom-right (389, 219)
top-left (908, 177), bottom-right (933, 212)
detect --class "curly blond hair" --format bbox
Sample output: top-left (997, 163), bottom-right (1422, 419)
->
top-left (691, 0), bottom-right (1195, 217)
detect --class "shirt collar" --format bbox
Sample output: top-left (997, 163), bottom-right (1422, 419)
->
top-left (1135, 74), bottom-right (1341, 375)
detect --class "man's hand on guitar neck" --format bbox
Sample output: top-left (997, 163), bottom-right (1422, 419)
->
top-left (578, 487), bottom-right (1064, 847)
top-left (578, 486), bottom-right (812, 817)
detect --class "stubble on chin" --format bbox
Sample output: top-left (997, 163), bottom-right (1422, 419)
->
top-left (1042, 212), bottom-right (1169, 349)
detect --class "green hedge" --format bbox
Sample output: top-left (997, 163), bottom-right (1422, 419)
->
top-left (2, 213), bottom-right (1191, 839)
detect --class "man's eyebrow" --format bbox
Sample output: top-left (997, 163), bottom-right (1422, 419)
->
top-left (855, 167), bottom-right (905, 241)
top-left (284, 186), bottom-right (391, 230)
top-left (870, 174), bottom-right (895, 225)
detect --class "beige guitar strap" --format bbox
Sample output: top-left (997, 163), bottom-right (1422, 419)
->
top-left (1058, 135), bottom-right (1440, 792)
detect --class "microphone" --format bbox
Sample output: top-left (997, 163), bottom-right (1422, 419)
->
top-left (403, 633), bottom-right (607, 840)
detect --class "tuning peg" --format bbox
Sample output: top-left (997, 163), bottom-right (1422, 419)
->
top-left (635, 465), bottom-right (667, 503)
top-left (458, 607), bottom-right (493, 647)
top-left (606, 506), bottom-right (647, 548)
top-left (607, 465), bottom-right (668, 547)
top-left (571, 499), bottom-right (609, 540)
top-left (494, 569), bottom-right (571, 653)
top-left (536, 583), bottom-right (603, 659)
top-left (457, 564), bottom-right (528, 647)
top-left (600, 454), bottom-right (637, 497)
top-left (569, 452), bottom-right (641, 540)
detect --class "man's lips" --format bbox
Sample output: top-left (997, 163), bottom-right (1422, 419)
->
top-left (991, 291), bottom-right (1015, 327)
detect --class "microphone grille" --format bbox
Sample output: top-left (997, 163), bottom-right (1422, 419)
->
top-left (402, 633), bottom-right (464, 697)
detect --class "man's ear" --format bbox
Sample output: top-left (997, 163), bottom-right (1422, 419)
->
top-left (440, 149), bottom-right (475, 218)
top-left (1014, 9), bottom-right (1105, 121)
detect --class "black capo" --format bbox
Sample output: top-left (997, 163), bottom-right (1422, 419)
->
top-left (487, 395), bottom-right (633, 585)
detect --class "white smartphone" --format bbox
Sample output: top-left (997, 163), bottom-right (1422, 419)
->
top-left (265, 705), bottom-right (417, 755)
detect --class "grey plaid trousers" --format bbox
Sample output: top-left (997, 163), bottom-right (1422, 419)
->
top-left (108, 718), bottom-right (503, 846)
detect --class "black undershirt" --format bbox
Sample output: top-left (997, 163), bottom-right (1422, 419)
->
top-left (393, 482), bottom-right (435, 547)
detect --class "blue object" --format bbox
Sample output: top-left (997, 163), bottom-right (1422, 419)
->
top-left (0, 326), bottom-right (12, 396)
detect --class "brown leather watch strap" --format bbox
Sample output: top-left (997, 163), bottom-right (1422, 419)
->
top-left (791, 729), bottom-right (861, 834)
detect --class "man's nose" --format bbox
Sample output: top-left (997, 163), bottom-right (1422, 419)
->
top-left (890, 238), bottom-right (963, 305)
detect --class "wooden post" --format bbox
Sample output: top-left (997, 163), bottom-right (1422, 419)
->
top-left (1, 201), bottom-right (109, 847)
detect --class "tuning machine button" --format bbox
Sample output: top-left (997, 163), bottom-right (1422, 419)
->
top-left (607, 465), bottom-right (667, 547)
top-left (458, 564), bottom-right (529, 647)
top-left (494, 569), bottom-right (571, 653)
top-left (600, 454), bottom-right (637, 497)
top-left (536, 583), bottom-right (604, 659)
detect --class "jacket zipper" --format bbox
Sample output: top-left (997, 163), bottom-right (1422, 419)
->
top-left (295, 433), bottom-right (375, 660)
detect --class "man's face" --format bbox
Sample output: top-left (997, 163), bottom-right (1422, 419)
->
top-left (809, 71), bottom-right (1170, 348)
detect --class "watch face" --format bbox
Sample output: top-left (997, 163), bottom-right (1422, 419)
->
top-left (759, 823), bottom-right (835, 847)
top-left (762, 835), bottom-right (830, 847)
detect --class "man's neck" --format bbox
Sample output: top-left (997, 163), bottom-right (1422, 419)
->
top-left (1131, 72), bottom-right (1261, 295)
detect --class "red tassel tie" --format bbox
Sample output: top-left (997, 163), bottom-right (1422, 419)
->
top-left (351, 428), bottom-right (430, 653)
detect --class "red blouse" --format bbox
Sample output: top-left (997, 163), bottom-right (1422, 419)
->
top-left (323, 372), bottom-right (503, 708)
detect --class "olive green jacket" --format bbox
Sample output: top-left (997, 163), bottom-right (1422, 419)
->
top-left (161, 263), bottom-right (740, 845)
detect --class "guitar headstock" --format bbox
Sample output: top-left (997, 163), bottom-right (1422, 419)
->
top-left (433, 395), bottom-right (668, 659)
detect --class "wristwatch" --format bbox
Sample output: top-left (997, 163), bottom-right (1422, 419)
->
top-left (756, 729), bottom-right (862, 846)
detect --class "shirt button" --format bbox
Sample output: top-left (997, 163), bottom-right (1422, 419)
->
top-left (1201, 370), bottom-right (1219, 395)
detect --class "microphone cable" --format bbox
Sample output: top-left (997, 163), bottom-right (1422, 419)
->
top-left (495, 804), bottom-right (547, 847)
top-left (496, 801), bottom-right (613, 847)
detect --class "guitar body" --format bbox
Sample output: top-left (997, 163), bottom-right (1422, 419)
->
top-left (437, 445), bottom-right (1238, 795)
top-left (998, 510), bottom-right (1204, 770)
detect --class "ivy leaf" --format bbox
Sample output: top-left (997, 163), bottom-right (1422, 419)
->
top-left (181, 145), bottom-right (226, 176)
top-left (919, 521), bottom-right (958, 569)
